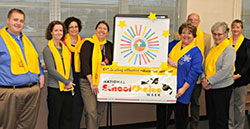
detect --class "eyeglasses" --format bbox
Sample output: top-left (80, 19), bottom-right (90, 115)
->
top-left (69, 25), bottom-right (78, 29)
top-left (187, 19), bottom-right (199, 22)
top-left (212, 32), bottom-right (224, 37)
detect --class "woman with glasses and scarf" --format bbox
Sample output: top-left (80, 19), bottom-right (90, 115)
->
top-left (202, 22), bottom-right (236, 129)
top-left (63, 17), bottom-right (84, 129)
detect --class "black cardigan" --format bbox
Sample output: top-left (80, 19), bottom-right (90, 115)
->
top-left (79, 40), bottom-right (113, 79)
top-left (233, 37), bottom-right (250, 87)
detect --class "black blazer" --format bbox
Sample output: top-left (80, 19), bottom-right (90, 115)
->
top-left (79, 40), bottom-right (113, 79)
top-left (233, 37), bottom-right (250, 87)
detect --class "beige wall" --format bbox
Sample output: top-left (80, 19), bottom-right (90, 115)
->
top-left (179, 0), bottom-right (241, 34)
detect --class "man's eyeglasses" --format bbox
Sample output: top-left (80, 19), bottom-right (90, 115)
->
top-left (187, 19), bottom-right (199, 22)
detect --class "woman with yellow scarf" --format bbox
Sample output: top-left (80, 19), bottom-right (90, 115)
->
top-left (63, 17), bottom-right (84, 129)
top-left (79, 21), bottom-right (113, 129)
top-left (43, 21), bottom-right (74, 129)
top-left (164, 23), bottom-right (203, 129)
top-left (228, 19), bottom-right (250, 129)
top-left (201, 22), bottom-right (236, 129)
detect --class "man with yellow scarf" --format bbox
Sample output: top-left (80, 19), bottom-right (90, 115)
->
top-left (0, 8), bottom-right (45, 129)
top-left (173, 13), bottom-right (211, 129)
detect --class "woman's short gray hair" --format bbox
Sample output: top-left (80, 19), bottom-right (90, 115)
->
top-left (211, 22), bottom-right (229, 35)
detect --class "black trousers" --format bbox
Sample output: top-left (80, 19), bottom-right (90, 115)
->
top-left (47, 87), bottom-right (73, 129)
top-left (72, 73), bottom-right (84, 129)
top-left (190, 83), bottom-right (202, 129)
top-left (156, 104), bottom-right (169, 129)
top-left (205, 85), bottom-right (232, 129)
top-left (156, 102), bottom-right (189, 129)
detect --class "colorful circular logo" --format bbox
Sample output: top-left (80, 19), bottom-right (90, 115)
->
top-left (133, 38), bottom-right (147, 53)
top-left (120, 24), bottom-right (159, 65)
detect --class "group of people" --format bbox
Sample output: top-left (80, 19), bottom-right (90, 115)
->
top-left (0, 8), bottom-right (113, 129)
top-left (43, 14), bottom-right (113, 129)
top-left (0, 8), bottom-right (250, 129)
top-left (157, 13), bottom-right (250, 129)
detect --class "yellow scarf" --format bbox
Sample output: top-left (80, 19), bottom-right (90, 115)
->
top-left (0, 26), bottom-right (40, 75)
top-left (64, 34), bottom-right (84, 72)
top-left (168, 40), bottom-right (196, 74)
top-left (229, 34), bottom-right (244, 72)
top-left (205, 39), bottom-right (230, 79)
top-left (195, 27), bottom-right (205, 63)
top-left (229, 34), bottom-right (244, 52)
top-left (48, 39), bottom-right (73, 91)
top-left (84, 34), bottom-right (107, 86)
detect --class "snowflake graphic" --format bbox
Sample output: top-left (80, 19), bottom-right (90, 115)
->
top-left (182, 54), bottom-right (191, 62)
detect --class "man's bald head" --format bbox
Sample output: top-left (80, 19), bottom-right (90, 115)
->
top-left (187, 13), bottom-right (200, 28)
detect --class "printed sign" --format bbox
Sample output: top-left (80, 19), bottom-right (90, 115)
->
top-left (97, 14), bottom-right (176, 103)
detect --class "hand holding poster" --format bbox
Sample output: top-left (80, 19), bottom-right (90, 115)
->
top-left (97, 14), bottom-right (177, 103)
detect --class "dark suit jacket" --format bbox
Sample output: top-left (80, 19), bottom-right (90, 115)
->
top-left (79, 40), bottom-right (113, 79)
top-left (233, 37), bottom-right (250, 87)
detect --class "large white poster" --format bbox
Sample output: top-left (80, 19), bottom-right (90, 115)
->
top-left (113, 15), bottom-right (170, 67)
top-left (97, 14), bottom-right (176, 103)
